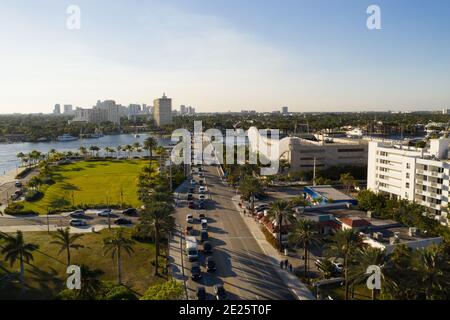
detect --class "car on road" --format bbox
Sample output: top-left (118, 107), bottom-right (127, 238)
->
top-left (199, 194), bottom-right (206, 201)
top-left (186, 214), bottom-right (194, 223)
top-left (188, 201), bottom-right (195, 209)
top-left (96, 209), bottom-right (112, 217)
top-left (196, 286), bottom-right (206, 300)
top-left (190, 262), bottom-right (202, 281)
top-left (203, 241), bottom-right (212, 254)
top-left (198, 202), bottom-right (206, 210)
top-left (214, 285), bottom-right (227, 300)
top-left (206, 257), bottom-right (216, 272)
top-left (185, 226), bottom-right (194, 235)
top-left (122, 208), bottom-right (138, 216)
top-left (201, 219), bottom-right (208, 230)
top-left (200, 230), bottom-right (208, 243)
top-left (188, 187), bottom-right (195, 194)
top-left (114, 218), bottom-right (132, 225)
top-left (190, 179), bottom-right (196, 185)
top-left (15, 180), bottom-right (23, 188)
top-left (199, 186), bottom-right (206, 193)
top-left (10, 190), bottom-right (22, 201)
top-left (187, 193), bottom-right (193, 201)
top-left (70, 219), bottom-right (87, 227)
top-left (199, 179), bottom-right (205, 186)
top-left (198, 172), bottom-right (204, 178)
top-left (199, 213), bottom-right (206, 220)
top-left (70, 210), bottom-right (86, 219)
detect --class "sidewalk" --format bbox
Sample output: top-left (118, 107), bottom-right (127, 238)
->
top-left (0, 224), bottom-right (116, 233)
top-left (231, 195), bottom-right (315, 300)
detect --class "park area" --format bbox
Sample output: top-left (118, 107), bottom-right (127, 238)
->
top-left (0, 228), bottom-right (164, 299)
top-left (22, 160), bottom-right (148, 215)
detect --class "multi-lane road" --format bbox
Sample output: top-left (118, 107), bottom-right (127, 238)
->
top-left (171, 164), bottom-right (294, 300)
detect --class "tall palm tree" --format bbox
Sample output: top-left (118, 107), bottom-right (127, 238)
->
top-left (267, 200), bottom-right (296, 252)
top-left (79, 146), bottom-right (88, 159)
top-left (103, 228), bottom-right (135, 284)
top-left (140, 202), bottom-right (174, 275)
top-left (412, 245), bottom-right (450, 300)
top-left (16, 152), bottom-right (25, 167)
top-left (116, 145), bottom-right (122, 159)
top-left (50, 227), bottom-right (84, 266)
top-left (351, 246), bottom-right (390, 300)
top-left (340, 173), bottom-right (357, 194)
top-left (154, 146), bottom-right (167, 169)
top-left (144, 137), bottom-right (158, 159)
top-left (288, 219), bottom-right (321, 277)
top-left (76, 265), bottom-right (104, 300)
top-left (1, 231), bottom-right (38, 291)
top-left (326, 229), bottom-right (363, 300)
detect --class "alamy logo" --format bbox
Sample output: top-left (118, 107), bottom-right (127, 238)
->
top-left (366, 265), bottom-right (381, 290)
top-left (66, 265), bottom-right (81, 290)
top-left (171, 122), bottom-right (280, 176)
top-left (66, 5), bottom-right (81, 30)
top-left (367, 5), bottom-right (382, 30)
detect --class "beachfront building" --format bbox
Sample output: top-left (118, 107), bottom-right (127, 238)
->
top-left (367, 138), bottom-right (450, 226)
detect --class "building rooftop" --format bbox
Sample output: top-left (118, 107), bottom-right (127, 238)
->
top-left (305, 185), bottom-right (355, 203)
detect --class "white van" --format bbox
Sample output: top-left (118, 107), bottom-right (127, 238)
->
top-left (186, 236), bottom-right (199, 261)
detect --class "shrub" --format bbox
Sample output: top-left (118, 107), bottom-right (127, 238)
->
top-left (260, 225), bottom-right (280, 250)
top-left (103, 283), bottom-right (138, 300)
top-left (140, 279), bottom-right (183, 300)
top-left (4, 203), bottom-right (36, 216)
top-left (25, 190), bottom-right (44, 202)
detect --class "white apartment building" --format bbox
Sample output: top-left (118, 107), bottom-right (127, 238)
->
top-left (71, 100), bottom-right (121, 124)
top-left (368, 138), bottom-right (450, 223)
top-left (153, 93), bottom-right (172, 126)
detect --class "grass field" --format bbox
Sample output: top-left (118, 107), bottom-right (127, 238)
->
top-left (0, 229), bottom-right (165, 300)
top-left (22, 160), bottom-right (148, 215)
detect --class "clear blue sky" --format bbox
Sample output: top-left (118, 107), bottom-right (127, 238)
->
top-left (0, 0), bottom-right (449, 113)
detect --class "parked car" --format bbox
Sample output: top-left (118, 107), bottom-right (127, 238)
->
top-left (96, 209), bottom-right (111, 217)
top-left (122, 208), bottom-right (137, 216)
top-left (198, 202), bottom-right (206, 210)
top-left (15, 180), bottom-right (22, 188)
top-left (191, 262), bottom-right (202, 281)
top-left (188, 201), bottom-right (195, 209)
top-left (199, 186), bottom-right (206, 193)
top-left (186, 214), bottom-right (194, 223)
top-left (201, 219), bottom-right (208, 230)
top-left (332, 261), bottom-right (344, 273)
top-left (190, 179), bottom-right (196, 185)
top-left (70, 210), bottom-right (86, 219)
top-left (199, 179), bottom-right (205, 186)
top-left (196, 286), bottom-right (206, 300)
top-left (188, 187), bottom-right (195, 194)
top-left (70, 219), bottom-right (87, 227)
top-left (187, 193), bottom-right (193, 201)
top-left (199, 194), bottom-right (206, 201)
top-left (114, 218), bottom-right (132, 225)
top-left (198, 172), bottom-right (205, 178)
top-left (203, 241), bottom-right (212, 254)
top-left (255, 204), bottom-right (269, 212)
top-left (206, 257), bottom-right (216, 272)
top-left (200, 230), bottom-right (208, 243)
top-left (214, 285), bottom-right (227, 300)
top-left (199, 213), bottom-right (206, 220)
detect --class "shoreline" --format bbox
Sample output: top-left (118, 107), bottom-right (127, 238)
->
top-left (0, 167), bottom-right (23, 186)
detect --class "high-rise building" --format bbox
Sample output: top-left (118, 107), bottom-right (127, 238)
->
top-left (153, 93), bottom-right (172, 126)
top-left (180, 105), bottom-right (187, 115)
top-left (53, 104), bottom-right (61, 115)
top-left (64, 104), bottom-right (73, 115)
top-left (95, 100), bottom-right (120, 124)
top-left (282, 106), bottom-right (289, 114)
top-left (71, 100), bottom-right (120, 124)
top-left (367, 138), bottom-right (450, 225)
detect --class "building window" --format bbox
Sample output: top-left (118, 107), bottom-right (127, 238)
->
top-left (406, 173), bottom-right (410, 179)
top-left (406, 163), bottom-right (411, 169)
top-left (406, 183), bottom-right (410, 189)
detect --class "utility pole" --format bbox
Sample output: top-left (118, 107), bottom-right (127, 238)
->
top-left (179, 227), bottom-right (188, 300)
top-left (313, 157), bottom-right (317, 186)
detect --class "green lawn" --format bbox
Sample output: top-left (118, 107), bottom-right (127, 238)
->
top-left (22, 160), bottom-right (149, 214)
top-left (0, 229), bottom-right (165, 300)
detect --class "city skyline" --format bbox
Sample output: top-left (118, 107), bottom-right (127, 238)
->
top-left (1, 0), bottom-right (450, 114)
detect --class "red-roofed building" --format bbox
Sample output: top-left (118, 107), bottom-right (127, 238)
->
top-left (339, 217), bottom-right (371, 231)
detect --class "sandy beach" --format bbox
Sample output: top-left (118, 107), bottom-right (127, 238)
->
top-left (0, 168), bottom-right (22, 186)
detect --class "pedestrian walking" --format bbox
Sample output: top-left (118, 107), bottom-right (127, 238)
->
top-left (284, 259), bottom-right (289, 269)
top-left (289, 264), bottom-right (293, 273)
top-left (280, 260), bottom-right (284, 269)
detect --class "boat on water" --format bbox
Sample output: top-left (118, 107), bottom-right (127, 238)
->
top-left (57, 134), bottom-right (79, 142)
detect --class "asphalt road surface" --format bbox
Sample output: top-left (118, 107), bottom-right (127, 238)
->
top-left (173, 164), bottom-right (294, 300)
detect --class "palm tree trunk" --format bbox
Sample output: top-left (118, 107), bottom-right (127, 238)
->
top-left (67, 247), bottom-right (71, 267)
top-left (20, 253), bottom-right (25, 292)
top-left (344, 256), bottom-right (349, 300)
top-left (304, 245), bottom-right (308, 277)
top-left (154, 225), bottom-right (160, 276)
top-left (278, 216), bottom-right (283, 252)
top-left (117, 247), bottom-right (122, 284)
